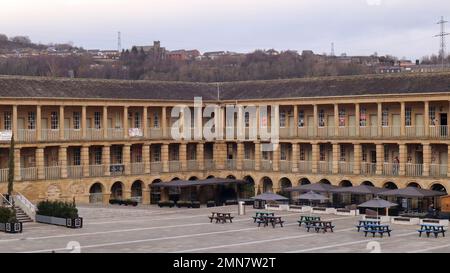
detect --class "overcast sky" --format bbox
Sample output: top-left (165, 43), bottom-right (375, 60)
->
top-left (1, 0), bottom-right (449, 60)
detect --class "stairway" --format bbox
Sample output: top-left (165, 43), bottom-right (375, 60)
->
top-left (14, 206), bottom-right (33, 223)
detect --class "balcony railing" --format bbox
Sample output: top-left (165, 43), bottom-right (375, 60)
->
top-left (17, 129), bottom-right (36, 142)
top-left (382, 126), bottom-right (400, 138)
top-left (317, 127), bottom-right (334, 138)
top-left (243, 160), bottom-right (255, 170)
top-left (150, 162), bottom-right (162, 173)
top-left (298, 161), bottom-right (312, 173)
top-left (297, 127), bottom-right (310, 138)
top-left (130, 162), bottom-right (145, 174)
top-left (89, 165), bottom-right (104, 177)
top-left (67, 165), bottom-right (83, 178)
top-left (430, 164), bottom-right (447, 177)
top-left (45, 166), bottom-right (61, 180)
top-left (149, 128), bottom-right (163, 139)
top-left (21, 167), bottom-right (37, 181)
top-left (279, 127), bottom-right (295, 138)
top-left (0, 169), bottom-right (8, 182)
top-left (226, 159), bottom-right (236, 170)
top-left (405, 163), bottom-right (423, 177)
top-left (107, 128), bottom-right (123, 140)
top-left (338, 162), bottom-right (353, 174)
top-left (260, 160), bottom-right (273, 171)
top-left (429, 126), bottom-right (449, 139)
top-left (41, 129), bottom-right (59, 141)
top-left (318, 161), bottom-right (332, 174)
top-left (204, 159), bottom-right (215, 170)
top-left (64, 129), bottom-right (82, 140)
top-left (110, 164), bottom-right (125, 176)
top-left (361, 162), bottom-right (376, 175)
top-left (383, 163), bottom-right (399, 176)
top-left (169, 161), bottom-right (181, 172)
top-left (338, 126), bottom-right (356, 137)
top-left (280, 160), bottom-right (292, 172)
top-left (187, 160), bottom-right (198, 171)
top-left (359, 126), bottom-right (378, 137)
top-left (406, 126), bottom-right (424, 138)
top-left (86, 128), bottom-right (104, 140)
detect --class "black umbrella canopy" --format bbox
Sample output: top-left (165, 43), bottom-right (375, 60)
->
top-left (332, 185), bottom-right (386, 195)
top-left (379, 187), bottom-right (447, 198)
top-left (357, 197), bottom-right (398, 209)
top-left (284, 183), bottom-right (338, 193)
top-left (251, 192), bottom-right (289, 201)
top-left (294, 191), bottom-right (329, 201)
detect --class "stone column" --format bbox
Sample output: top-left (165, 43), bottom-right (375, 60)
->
top-left (103, 106), bottom-right (108, 139)
top-left (313, 105), bottom-right (318, 137)
top-left (214, 142), bottom-right (226, 170)
top-left (400, 102), bottom-right (406, 137)
top-left (311, 142), bottom-right (319, 174)
top-left (237, 142), bottom-right (244, 170)
top-left (399, 143), bottom-right (407, 176)
top-left (59, 105), bottom-right (65, 140)
top-left (36, 147), bottom-right (45, 180)
top-left (180, 143), bottom-right (187, 171)
top-left (143, 106), bottom-right (148, 138)
top-left (272, 144), bottom-right (280, 172)
top-left (376, 144), bottom-right (384, 175)
top-left (447, 145), bottom-right (450, 177)
top-left (424, 101), bottom-right (429, 137)
top-left (123, 106), bottom-right (129, 139)
top-left (123, 144), bottom-right (131, 175)
top-left (353, 143), bottom-right (361, 175)
top-left (36, 105), bottom-right (42, 141)
top-left (162, 107), bottom-right (167, 138)
top-left (334, 104), bottom-right (339, 137)
top-left (141, 188), bottom-right (150, 205)
top-left (81, 105), bottom-right (87, 139)
top-left (81, 145), bottom-right (90, 177)
top-left (59, 146), bottom-right (67, 178)
top-left (12, 105), bottom-right (18, 138)
top-left (197, 142), bottom-right (204, 170)
top-left (292, 142), bottom-right (299, 172)
top-left (162, 143), bottom-right (169, 172)
top-left (332, 143), bottom-right (339, 174)
top-left (293, 105), bottom-right (298, 137)
top-left (102, 145), bottom-right (111, 176)
top-left (377, 102), bottom-right (382, 137)
top-left (355, 103), bottom-right (360, 137)
top-left (255, 142), bottom-right (261, 171)
top-left (423, 143), bottom-right (430, 177)
top-left (14, 148), bottom-right (21, 181)
top-left (143, 144), bottom-right (150, 174)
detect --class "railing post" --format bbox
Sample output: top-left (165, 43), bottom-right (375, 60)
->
top-left (103, 145), bottom-right (111, 176)
top-left (353, 143), bottom-right (361, 175)
top-left (376, 143), bottom-right (384, 175)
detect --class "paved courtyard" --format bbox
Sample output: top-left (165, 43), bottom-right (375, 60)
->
top-left (0, 205), bottom-right (450, 253)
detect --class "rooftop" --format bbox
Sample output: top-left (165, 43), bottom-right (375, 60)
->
top-left (0, 72), bottom-right (450, 101)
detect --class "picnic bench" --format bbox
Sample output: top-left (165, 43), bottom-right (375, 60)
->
top-left (305, 221), bottom-right (335, 233)
top-left (257, 216), bottom-right (284, 228)
top-left (356, 220), bottom-right (381, 232)
top-left (362, 224), bottom-right (392, 237)
top-left (209, 212), bottom-right (234, 223)
top-left (417, 224), bottom-right (446, 238)
top-left (252, 212), bottom-right (274, 223)
top-left (298, 216), bottom-right (321, 226)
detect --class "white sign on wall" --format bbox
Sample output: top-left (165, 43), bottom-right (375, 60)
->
top-left (0, 131), bottom-right (12, 141)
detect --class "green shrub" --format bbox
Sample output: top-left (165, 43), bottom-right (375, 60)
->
top-left (36, 200), bottom-right (79, 219)
top-left (0, 207), bottom-right (17, 223)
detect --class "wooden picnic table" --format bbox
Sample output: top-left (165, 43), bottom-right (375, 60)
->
top-left (356, 220), bottom-right (381, 232)
top-left (257, 216), bottom-right (284, 228)
top-left (362, 224), bottom-right (392, 237)
top-left (298, 216), bottom-right (321, 226)
top-left (305, 220), bottom-right (334, 233)
top-left (252, 212), bottom-right (275, 223)
top-left (417, 224), bottom-right (446, 238)
top-left (209, 212), bottom-right (234, 223)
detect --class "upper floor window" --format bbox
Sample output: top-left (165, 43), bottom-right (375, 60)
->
top-left (382, 107), bottom-right (389, 127)
top-left (153, 113), bottom-right (160, 128)
top-left (94, 148), bottom-right (102, 165)
top-left (262, 151), bottom-right (270, 161)
top-left (298, 110), bottom-right (304, 127)
top-left (430, 106), bottom-right (436, 126)
top-left (319, 144), bottom-right (326, 161)
top-left (384, 146), bottom-right (389, 162)
top-left (405, 106), bottom-right (412, 126)
top-left (279, 111), bottom-right (286, 128)
top-left (362, 147), bottom-right (367, 162)
top-left (73, 112), bottom-right (81, 130)
top-left (244, 147), bottom-right (251, 160)
top-left (339, 108), bottom-right (346, 127)
top-left (73, 149), bottom-right (81, 166)
top-left (318, 109), bottom-right (325, 127)
top-left (50, 111), bottom-right (58, 130)
top-left (4, 111), bottom-right (11, 131)
top-left (134, 112), bottom-right (141, 128)
top-left (280, 146), bottom-right (287, 161)
top-left (115, 112), bottom-right (122, 128)
top-left (28, 112), bottom-right (36, 130)
top-left (244, 112), bottom-right (250, 128)
top-left (299, 146), bottom-right (305, 161)
top-left (340, 145), bottom-right (346, 162)
top-left (94, 112), bottom-right (101, 129)
top-left (360, 108), bottom-right (367, 127)
top-left (152, 148), bottom-right (161, 162)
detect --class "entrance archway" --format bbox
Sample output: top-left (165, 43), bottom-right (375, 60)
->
top-left (431, 183), bottom-right (447, 193)
top-left (383, 182), bottom-right (398, 189)
top-left (339, 180), bottom-right (352, 187)
top-left (299, 178), bottom-right (311, 185)
top-left (240, 176), bottom-right (255, 198)
top-left (188, 176), bottom-right (199, 181)
top-left (131, 180), bottom-right (143, 203)
top-left (150, 179), bottom-right (162, 204)
top-left (111, 182), bottom-right (124, 200)
top-left (319, 179), bottom-right (331, 185)
top-left (226, 175), bottom-right (236, 179)
top-left (89, 182), bottom-right (104, 204)
top-left (261, 177), bottom-right (273, 193)
top-left (361, 181), bottom-right (374, 187)
top-left (407, 182), bottom-right (421, 188)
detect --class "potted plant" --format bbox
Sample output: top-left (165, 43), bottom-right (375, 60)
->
top-left (0, 207), bottom-right (22, 233)
top-left (158, 200), bottom-right (175, 208)
top-left (35, 200), bottom-right (83, 228)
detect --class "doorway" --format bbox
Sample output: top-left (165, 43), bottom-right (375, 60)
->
top-left (440, 113), bottom-right (448, 137)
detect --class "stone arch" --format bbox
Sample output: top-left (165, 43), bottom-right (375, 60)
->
top-left (240, 175), bottom-right (256, 198)
top-left (430, 183), bottom-right (447, 193)
top-left (131, 180), bottom-right (143, 202)
top-left (361, 181), bottom-right (375, 187)
top-left (298, 177), bottom-right (311, 185)
top-left (89, 182), bottom-right (104, 204)
top-left (226, 175), bottom-right (236, 179)
top-left (339, 180), bottom-right (353, 187)
top-left (171, 177), bottom-right (180, 181)
top-left (407, 182), bottom-right (421, 188)
top-left (111, 181), bottom-right (125, 200)
top-left (279, 177), bottom-right (292, 191)
top-left (260, 176), bottom-right (273, 193)
top-left (188, 176), bottom-right (199, 181)
top-left (319, 179), bottom-right (331, 185)
top-left (206, 175), bottom-right (215, 179)
top-left (383, 181), bottom-right (398, 189)
top-left (150, 179), bottom-right (162, 204)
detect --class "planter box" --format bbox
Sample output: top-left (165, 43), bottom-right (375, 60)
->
top-left (158, 202), bottom-right (175, 208)
top-left (288, 205), bottom-right (311, 213)
top-left (420, 219), bottom-right (449, 226)
top-left (0, 222), bottom-right (22, 233)
top-left (36, 215), bottom-right (83, 228)
top-left (335, 209), bottom-right (360, 216)
top-left (362, 215), bottom-right (391, 223)
top-left (312, 207), bottom-right (336, 214)
top-left (265, 204), bottom-right (289, 211)
top-left (391, 217), bottom-right (420, 225)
